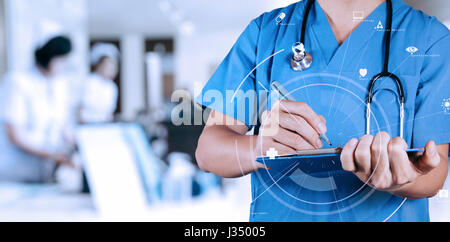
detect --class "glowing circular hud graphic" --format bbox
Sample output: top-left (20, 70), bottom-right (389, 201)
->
top-left (251, 73), bottom-right (406, 220)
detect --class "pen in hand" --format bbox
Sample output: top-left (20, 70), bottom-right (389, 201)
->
top-left (271, 81), bottom-right (332, 146)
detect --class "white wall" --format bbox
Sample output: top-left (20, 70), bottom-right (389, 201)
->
top-left (404, 0), bottom-right (450, 25)
top-left (175, 29), bottom-right (242, 95)
top-left (120, 34), bottom-right (146, 120)
top-left (0, 0), bottom-right (6, 76)
top-left (4, 0), bottom-right (88, 76)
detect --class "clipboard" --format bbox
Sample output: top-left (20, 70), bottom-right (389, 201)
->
top-left (256, 148), bottom-right (425, 175)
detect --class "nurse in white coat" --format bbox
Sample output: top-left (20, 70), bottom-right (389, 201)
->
top-left (0, 36), bottom-right (74, 183)
top-left (78, 43), bottom-right (119, 124)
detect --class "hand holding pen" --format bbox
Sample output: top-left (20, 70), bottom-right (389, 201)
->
top-left (253, 89), bottom-right (331, 160)
top-left (271, 81), bottom-right (332, 146)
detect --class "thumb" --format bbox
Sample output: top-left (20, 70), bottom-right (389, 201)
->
top-left (415, 141), bottom-right (440, 174)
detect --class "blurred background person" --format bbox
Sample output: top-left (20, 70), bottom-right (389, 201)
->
top-left (78, 43), bottom-right (119, 124)
top-left (0, 35), bottom-right (75, 183)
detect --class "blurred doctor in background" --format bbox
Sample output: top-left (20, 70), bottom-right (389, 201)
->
top-left (0, 35), bottom-right (75, 183)
top-left (78, 43), bottom-right (119, 124)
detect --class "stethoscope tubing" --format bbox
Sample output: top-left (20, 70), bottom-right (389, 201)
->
top-left (297, 0), bottom-right (406, 139)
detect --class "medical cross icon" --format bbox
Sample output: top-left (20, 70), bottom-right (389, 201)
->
top-left (266, 148), bottom-right (279, 160)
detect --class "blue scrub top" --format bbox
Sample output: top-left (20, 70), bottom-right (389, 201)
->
top-left (197, 0), bottom-right (450, 222)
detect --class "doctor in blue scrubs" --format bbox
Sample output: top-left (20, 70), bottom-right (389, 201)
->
top-left (196, 0), bottom-right (449, 222)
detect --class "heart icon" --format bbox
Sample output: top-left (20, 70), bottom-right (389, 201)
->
top-left (359, 69), bottom-right (368, 77)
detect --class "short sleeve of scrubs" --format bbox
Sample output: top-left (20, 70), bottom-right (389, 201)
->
top-left (0, 77), bottom-right (27, 127)
top-left (412, 22), bottom-right (450, 148)
top-left (196, 17), bottom-right (262, 128)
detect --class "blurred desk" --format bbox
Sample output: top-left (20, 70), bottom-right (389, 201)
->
top-left (0, 178), bottom-right (251, 222)
top-left (0, 169), bottom-right (447, 222)
top-left (0, 183), bottom-right (97, 222)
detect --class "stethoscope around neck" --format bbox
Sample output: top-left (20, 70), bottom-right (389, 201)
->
top-left (290, 0), bottom-right (406, 139)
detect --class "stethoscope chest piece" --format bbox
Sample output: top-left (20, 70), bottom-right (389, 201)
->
top-left (291, 42), bottom-right (313, 71)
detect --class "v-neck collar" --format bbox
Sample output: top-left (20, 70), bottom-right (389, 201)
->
top-left (307, 0), bottom-right (406, 70)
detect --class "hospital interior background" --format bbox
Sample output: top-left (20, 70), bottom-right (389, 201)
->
top-left (0, 0), bottom-right (449, 221)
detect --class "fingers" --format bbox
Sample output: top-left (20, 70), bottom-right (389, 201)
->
top-left (260, 110), bottom-right (280, 137)
top-left (415, 141), bottom-right (441, 174)
top-left (341, 138), bottom-right (358, 172)
top-left (256, 136), bottom-right (296, 158)
top-left (354, 135), bottom-right (374, 176)
top-left (277, 112), bottom-right (323, 149)
top-left (369, 132), bottom-right (392, 189)
top-left (264, 102), bottom-right (326, 149)
top-left (318, 115), bottom-right (326, 125)
top-left (272, 126), bottom-right (316, 151)
top-left (275, 100), bottom-right (327, 134)
top-left (54, 154), bottom-right (74, 168)
top-left (342, 132), bottom-right (441, 191)
top-left (257, 112), bottom-right (297, 158)
top-left (269, 142), bottom-right (297, 156)
top-left (387, 137), bottom-right (416, 185)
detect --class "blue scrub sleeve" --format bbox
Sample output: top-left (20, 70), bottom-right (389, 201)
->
top-left (196, 18), bottom-right (262, 128)
top-left (412, 30), bottom-right (450, 148)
